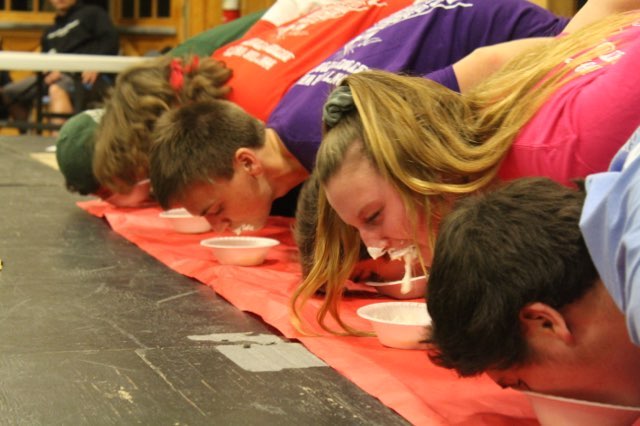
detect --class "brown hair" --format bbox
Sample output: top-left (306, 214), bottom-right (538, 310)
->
top-left (291, 12), bottom-right (640, 335)
top-left (149, 100), bottom-right (265, 209)
top-left (93, 55), bottom-right (232, 193)
top-left (427, 178), bottom-right (595, 376)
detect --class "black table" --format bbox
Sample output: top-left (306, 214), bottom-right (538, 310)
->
top-left (0, 135), bottom-right (408, 425)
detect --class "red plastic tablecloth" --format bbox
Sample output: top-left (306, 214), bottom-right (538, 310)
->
top-left (78, 199), bottom-right (538, 426)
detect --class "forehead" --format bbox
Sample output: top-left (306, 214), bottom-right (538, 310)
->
top-left (173, 178), bottom-right (224, 207)
top-left (329, 142), bottom-right (375, 180)
top-left (325, 155), bottom-right (388, 218)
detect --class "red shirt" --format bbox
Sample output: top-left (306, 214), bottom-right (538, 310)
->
top-left (212, 0), bottom-right (414, 121)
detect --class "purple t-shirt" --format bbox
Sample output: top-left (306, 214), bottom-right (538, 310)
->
top-left (267, 0), bottom-right (568, 171)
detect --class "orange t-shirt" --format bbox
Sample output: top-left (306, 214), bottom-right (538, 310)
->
top-left (212, 0), bottom-right (414, 121)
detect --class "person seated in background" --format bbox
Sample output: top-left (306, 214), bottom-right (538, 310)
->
top-left (292, 8), bottom-right (640, 334)
top-left (147, 0), bottom-right (568, 235)
top-left (426, 127), bottom-right (640, 405)
top-left (0, 0), bottom-right (119, 129)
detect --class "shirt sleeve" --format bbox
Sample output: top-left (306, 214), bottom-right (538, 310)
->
top-left (423, 66), bottom-right (460, 93)
top-left (580, 135), bottom-right (640, 345)
top-left (88, 8), bottom-right (120, 55)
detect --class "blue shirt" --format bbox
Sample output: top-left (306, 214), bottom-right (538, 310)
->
top-left (580, 127), bottom-right (640, 345)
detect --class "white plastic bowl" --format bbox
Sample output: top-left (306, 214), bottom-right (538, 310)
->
top-left (524, 391), bottom-right (640, 426)
top-left (200, 236), bottom-right (280, 266)
top-left (106, 179), bottom-right (152, 207)
top-left (357, 302), bottom-right (431, 350)
top-left (365, 275), bottom-right (428, 299)
top-left (159, 208), bottom-right (211, 234)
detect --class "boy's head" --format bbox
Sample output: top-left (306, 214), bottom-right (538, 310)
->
top-left (149, 99), bottom-right (272, 232)
top-left (56, 109), bottom-right (103, 196)
top-left (427, 178), bottom-right (640, 405)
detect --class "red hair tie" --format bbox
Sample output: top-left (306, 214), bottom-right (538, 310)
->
top-left (185, 56), bottom-right (199, 73)
top-left (169, 57), bottom-right (200, 93)
top-left (169, 58), bottom-right (184, 92)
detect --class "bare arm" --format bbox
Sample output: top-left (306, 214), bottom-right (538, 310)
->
top-left (453, 37), bottom-right (552, 93)
top-left (454, 0), bottom-right (640, 93)
top-left (563, 0), bottom-right (640, 34)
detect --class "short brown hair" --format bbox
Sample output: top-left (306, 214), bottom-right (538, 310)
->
top-left (93, 55), bottom-right (232, 193)
top-left (149, 100), bottom-right (265, 208)
top-left (427, 178), bottom-right (597, 376)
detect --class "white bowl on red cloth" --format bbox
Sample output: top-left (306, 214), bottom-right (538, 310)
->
top-left (159, 208), bottom-right (211, 234)
top-left (364, 275), bottom-right (428, 299)
top-left (524, 391), bottom-right (640, 426)
top-left (357, 301), bottom-right (430, 350)
top-left (200, 236), bottom-right (279, 266)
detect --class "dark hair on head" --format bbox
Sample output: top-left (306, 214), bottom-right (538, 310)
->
top-left (93, 55), bottom-right (232, 193)
top-left (294, 173), bottom-right (321, 278)
top-left (426, 177), bottom-right (598, 376)
top-left (149, 99), bottom-right (265, 209)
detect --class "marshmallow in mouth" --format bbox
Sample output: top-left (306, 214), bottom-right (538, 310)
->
top-left (366, 246), bottom-right (418, 295)
top-left (232, 224), bottom-right (255, 235)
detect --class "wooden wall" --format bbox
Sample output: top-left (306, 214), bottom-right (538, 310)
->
top-left (0, 0), bottom-right (574, 69)
top-left (0, 0), bottom-right (276, 58)
top-left (530, 0), bottom-right (576, 16)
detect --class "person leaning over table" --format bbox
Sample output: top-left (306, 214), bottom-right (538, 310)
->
top-left (426, 127), bottom-right (640, 406)
top-left (93, 0), bottom-right (417, 200)
top-left (54, 8), bottom-right (269, 206)
top-left (55, 109), bottom-right (155, 207)
top-left (147, 0), bottom-right (568, 233)
top-left (290, 9), bottom-right (640, 335)
top-left (55, 0), bottom-right (393, 204)
top-left (0, 0), bottom-right (118, 130)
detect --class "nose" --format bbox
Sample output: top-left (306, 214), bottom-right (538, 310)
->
top-left (205, 216), bottom-right (231, 233)
top-left (359, 228), bottom-right (387, 251)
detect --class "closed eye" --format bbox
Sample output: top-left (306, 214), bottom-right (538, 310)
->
top-left (205, 205), bottom-right (223, 217)
top-left (365, 209), bottom-right (381, 225)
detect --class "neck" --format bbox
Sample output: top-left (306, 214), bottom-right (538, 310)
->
top-left (566, 282), bottom-right (640, 406)
top-left (259, 128), bottom-right (309, 199)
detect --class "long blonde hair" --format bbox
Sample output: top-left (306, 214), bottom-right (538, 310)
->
top-left (93, 55), bottom-right (232, 193)
top-left (291, 11), bottom-right (640, 335)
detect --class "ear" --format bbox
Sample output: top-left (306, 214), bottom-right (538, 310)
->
top-left (234, 148), bottom-right (263, 176)
top-left (519, 302), bottom-right (574, 345)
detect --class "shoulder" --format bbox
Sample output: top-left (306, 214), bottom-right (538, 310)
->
top-left (73, 4), bottom-right (110, 18)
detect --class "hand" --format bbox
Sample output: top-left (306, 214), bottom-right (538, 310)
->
top-left (81, 71), bottom-right (99, 85)
top-left (44, 71), bottom-right (61, 85)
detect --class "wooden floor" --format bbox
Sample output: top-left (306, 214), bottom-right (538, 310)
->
top-left (0, 135), bottom-right (408, 425)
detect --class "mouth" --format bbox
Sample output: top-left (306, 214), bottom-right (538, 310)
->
top-left (231, 224), bottom-right (256, 235)
top-left (366, 242), bottom-right (416, 261)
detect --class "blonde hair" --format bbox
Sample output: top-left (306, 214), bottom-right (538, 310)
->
top-left (291, 11), bottom-right (640, 335)
top-left (93, 55), bottom-right (232, 193)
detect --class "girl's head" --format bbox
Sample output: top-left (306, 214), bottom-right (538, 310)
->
top-left (316, 70), bottom-right (484, 261)
top-left (93, 55), bottom-right (232, 194)
top-left (292, 12), bottom-right (640, 335)
top-left (292, 71), bottom-right (479, 334)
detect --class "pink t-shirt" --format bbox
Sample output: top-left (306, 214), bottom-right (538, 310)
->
top-left (498, 22), bottom-right (640, 185)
